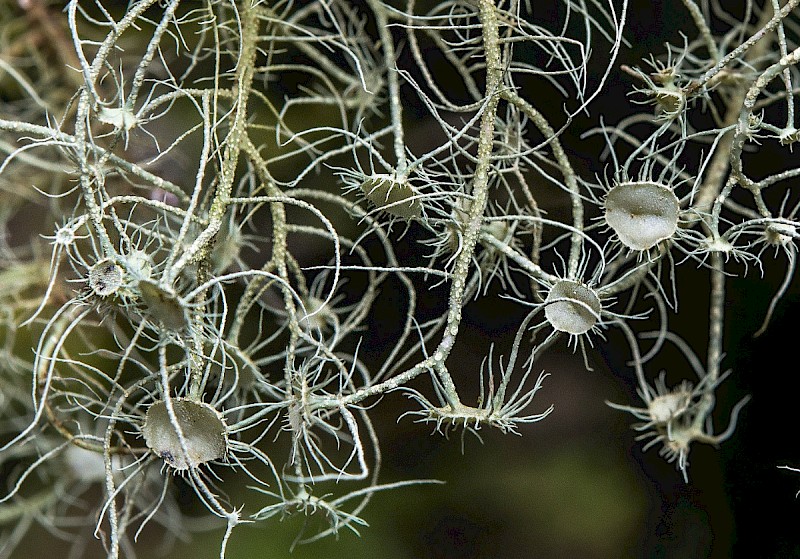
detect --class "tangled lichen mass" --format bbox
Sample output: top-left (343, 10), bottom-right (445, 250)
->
top-left (0, 0), bottom-right (798, 556)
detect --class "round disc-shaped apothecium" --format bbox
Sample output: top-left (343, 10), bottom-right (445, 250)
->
top-left (604, 181), bottom-right (679, 251)
top-left (648, 390), bottom-right (691, 424)
top-left (360, 173), bottom-right (422, 219)
top-left (142, 398), bottom-right (228, 470)
top-left (88, 259), bottom-right (124, 297)
top-left (137, 280), bottom-right (188, 330)
top-left (654, 87), bottom-right (685, 120)
top-left (544, 280), bottom-right (602, 335)
top-left (765, 222), bottom-right (796, 247)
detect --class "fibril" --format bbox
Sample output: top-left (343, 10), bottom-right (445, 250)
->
top-left (604, 181), bottom-right (679, 251)
top-left (142, 398), bottom-right (228, 470)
